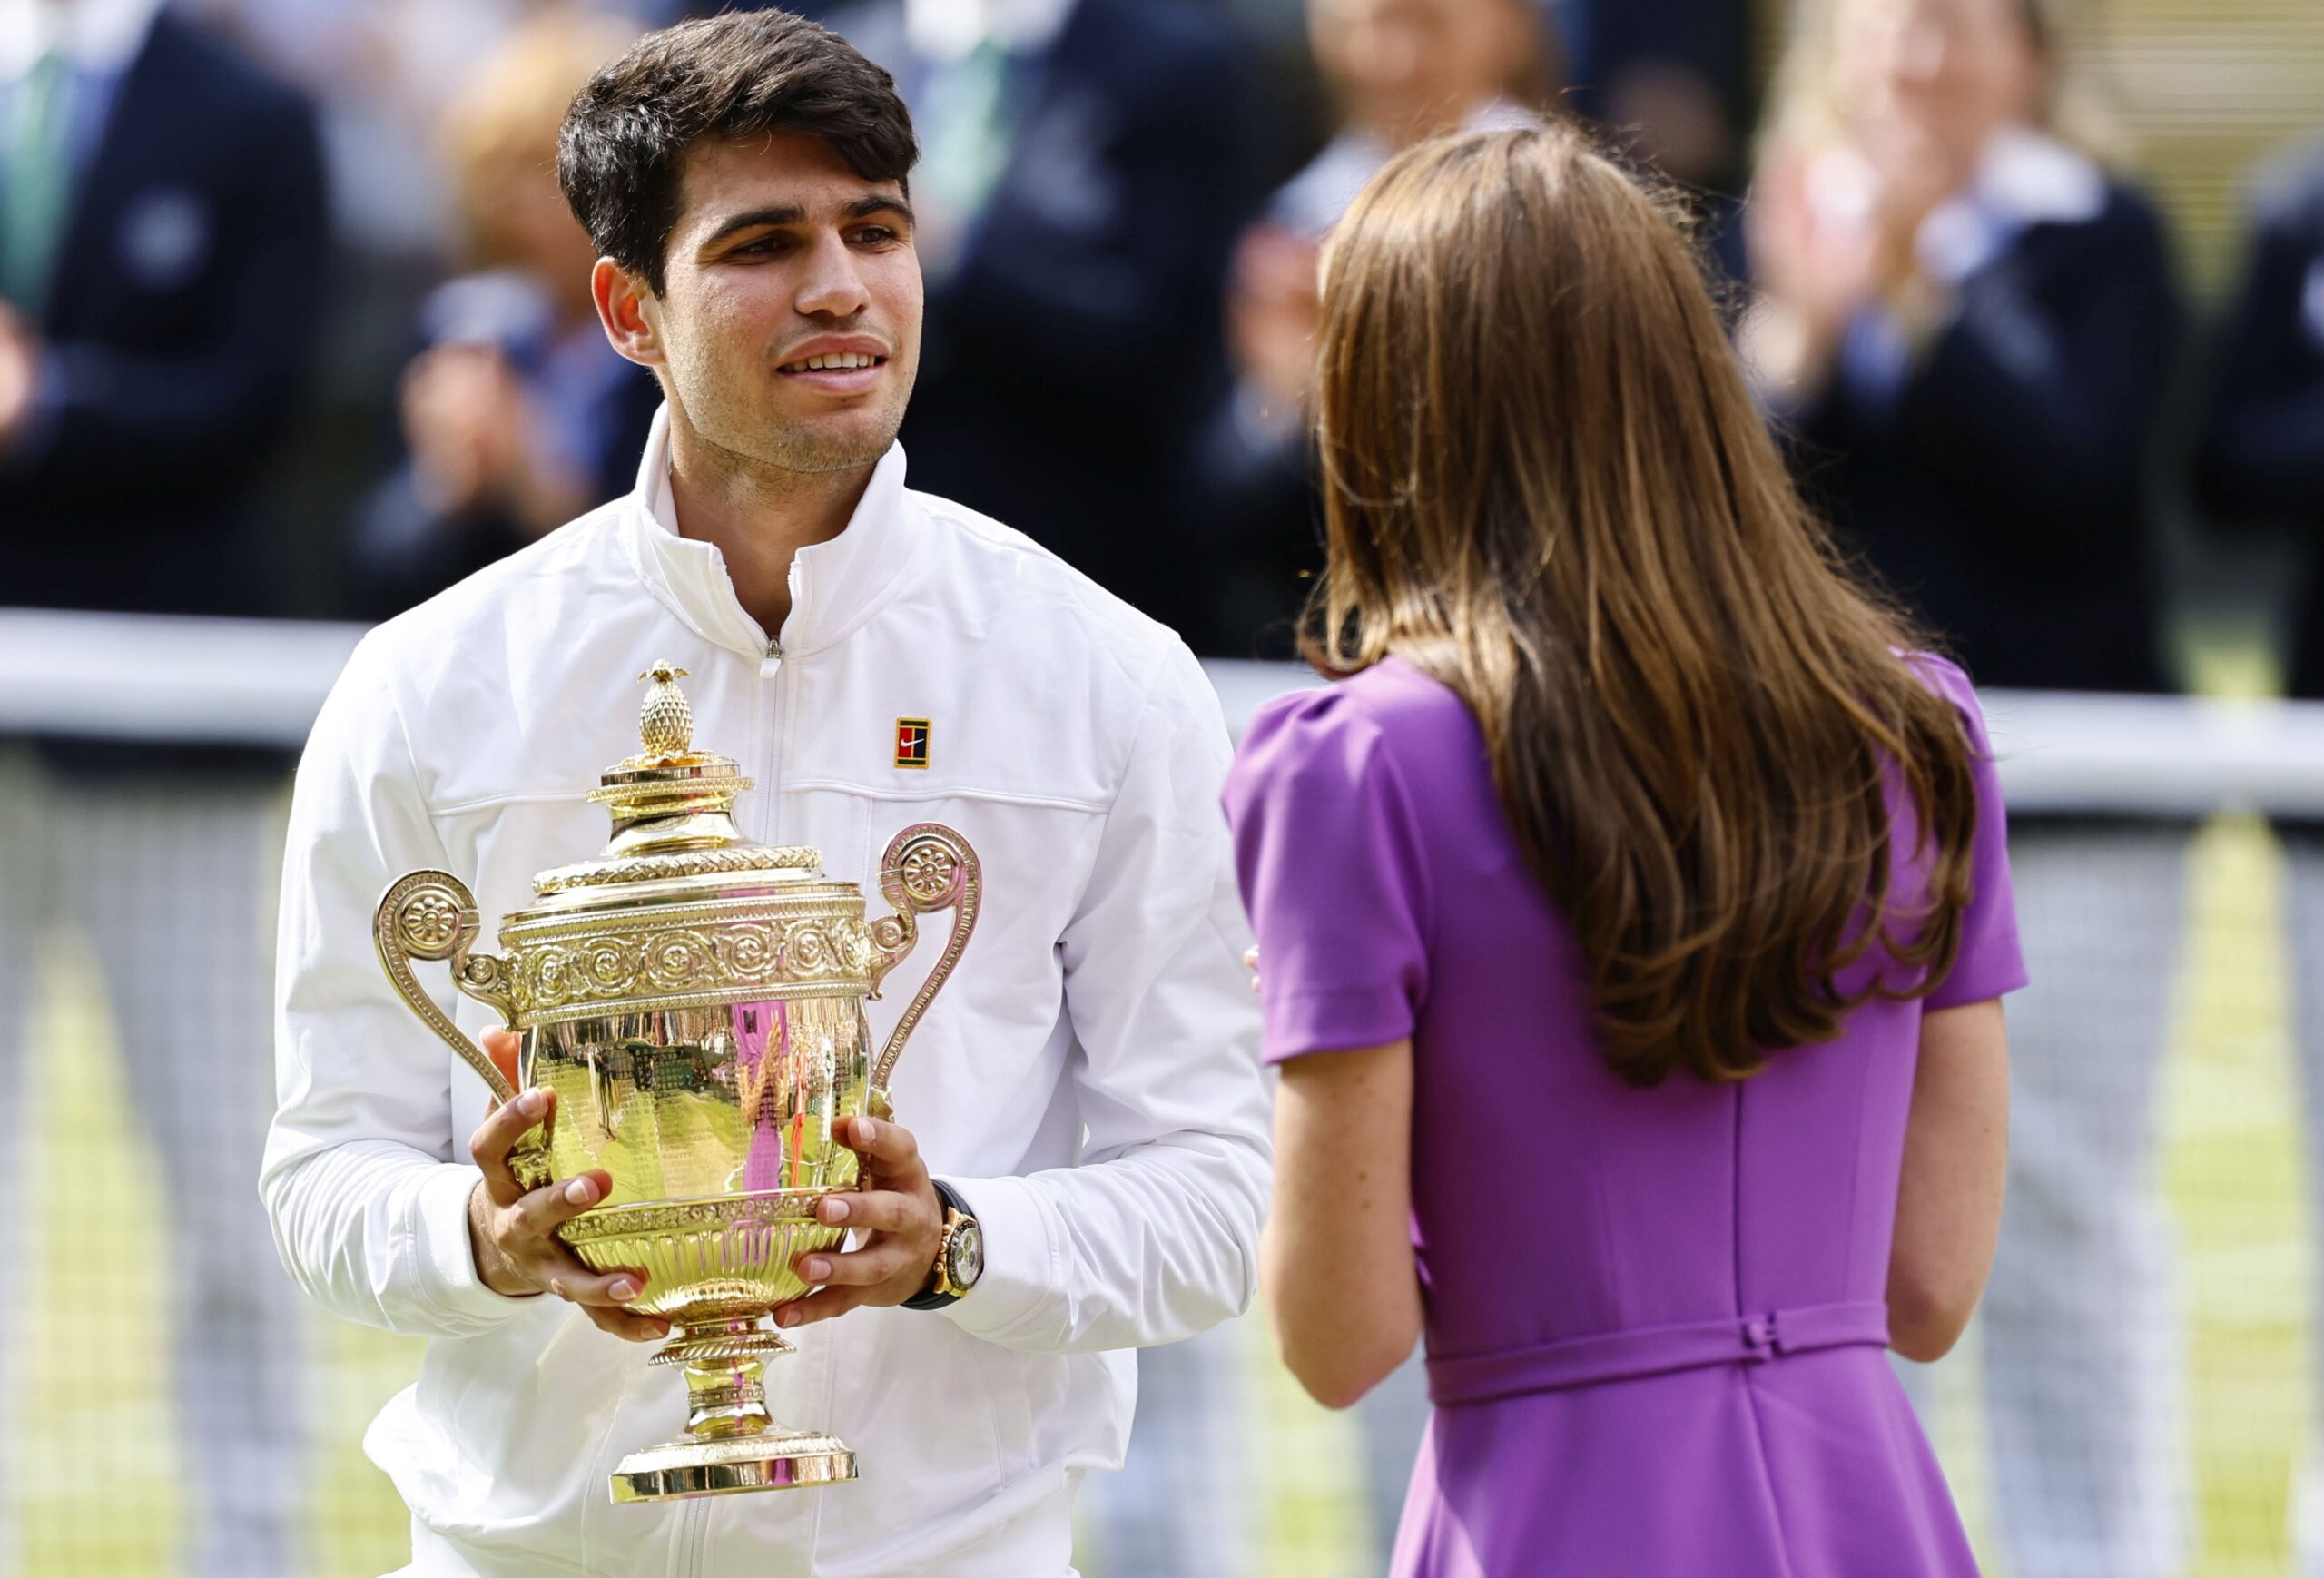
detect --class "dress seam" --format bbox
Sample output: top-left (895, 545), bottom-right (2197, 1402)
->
top-left (1839, 1047), bottom-right (1867, 1294)
top-left (1732, 1079), bottom-right (1802, 1574)
top-left (1739, 1370), bottom-right (1802, 1578)
top-left (1729, 1084), bottom-right (1745, 1327)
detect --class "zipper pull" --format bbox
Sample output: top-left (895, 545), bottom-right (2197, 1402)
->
top-left (761, 638), bottom-right (783, 679)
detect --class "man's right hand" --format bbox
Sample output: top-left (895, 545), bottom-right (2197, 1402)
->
top-left (468, 1028), bottom-right (668, 1342)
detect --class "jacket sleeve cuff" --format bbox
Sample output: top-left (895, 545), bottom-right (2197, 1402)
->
top-left (935, 1173), bottom-right (1059, 1345)
top-left (411, 1162), bottom-right (543, 1326)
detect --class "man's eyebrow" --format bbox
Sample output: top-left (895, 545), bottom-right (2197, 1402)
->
top-left (842, 193), bottom-right (914, 226)
top-left (701, 204), bottom-right (805, 247)
top-left (701, 195), bottom-right (914, 248)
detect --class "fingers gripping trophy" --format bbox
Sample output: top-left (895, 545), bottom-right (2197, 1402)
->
top-left (373, 661), bottom-right (980, 1502)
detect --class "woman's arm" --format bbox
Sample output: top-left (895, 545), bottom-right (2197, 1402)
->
top-left (1262, 1039), bottom-right (1426, 1409)
top-left (1888, 998), bottom-right (2011, 1363)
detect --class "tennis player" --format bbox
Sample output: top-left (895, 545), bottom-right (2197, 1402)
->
top-left (262, 13), bottom-right (1268, 1575)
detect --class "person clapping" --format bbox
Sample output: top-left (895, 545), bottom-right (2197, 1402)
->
top-left (345, 15), bottom-right (658, 620)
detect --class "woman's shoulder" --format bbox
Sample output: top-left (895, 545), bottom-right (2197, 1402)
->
top-left (1899, 649), bottom-right (1999, 755)
top-left (1228, 659), bottom-right (1478, 810)
top-left (1902, 649), bottom-right (1974, 704)
top-left (1245, 659), bottom-right (1474, 759)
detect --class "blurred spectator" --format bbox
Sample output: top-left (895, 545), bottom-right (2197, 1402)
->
top-left (0, 2), bottom-right (327, 1573)
top-left (1744, 0), bottom-right (2177, 695)
top-left (189, 0), bottom-right (657, 257)
top-left (189, 0), bottom-right (516, 258)
top-left (2198, 142), bottom-right (2324, 703)
top-left (2, 0), bottom-right (326, 618)
top-left (824, 0), bottom-right (1256, 640)
top-left (1745, 2), bottom-right (2190, 1575)
top-left (342, 14), bottom-right (655, 621)
top-left (2193, 138), bottom-right (2324, 1570)
top-left (1557, 0), bottom-right (1750, 192)
top-left (1188, 0), bottom-right (1544, 656)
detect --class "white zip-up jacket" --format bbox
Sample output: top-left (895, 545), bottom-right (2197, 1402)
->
top-left (263, 409), bottom-right (1272, 1577)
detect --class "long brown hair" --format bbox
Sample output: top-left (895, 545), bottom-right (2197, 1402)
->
top-left (1308, 123), bottom-right (1979, 1087)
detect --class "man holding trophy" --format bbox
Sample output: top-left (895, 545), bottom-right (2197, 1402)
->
top-left (262, 12), bottom-right (1271, 1575)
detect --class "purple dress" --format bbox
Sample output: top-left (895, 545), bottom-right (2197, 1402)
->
top-left (1222, 655), bottom-right (2026, 1578)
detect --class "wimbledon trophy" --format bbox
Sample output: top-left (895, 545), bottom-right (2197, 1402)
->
top-left (373, 661), bottom-right (979, 1503)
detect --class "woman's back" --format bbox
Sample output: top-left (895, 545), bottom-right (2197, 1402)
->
top-left (1226, 653), bottom-right (2024, 1576)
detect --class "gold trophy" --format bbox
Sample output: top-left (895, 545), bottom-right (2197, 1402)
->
top-left (373, 661), bottom-right (979, 1503)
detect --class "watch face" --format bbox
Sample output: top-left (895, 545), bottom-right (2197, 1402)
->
top-left (950, 1219), bottom-right (985, 1291)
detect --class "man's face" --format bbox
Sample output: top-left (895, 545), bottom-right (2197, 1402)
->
top-left (1837, 0), bottom-right (2043, 191)
top-left (637, 132), bottom-right (921, 476)
top-left (1309, 0), bottom-right (1528, 144)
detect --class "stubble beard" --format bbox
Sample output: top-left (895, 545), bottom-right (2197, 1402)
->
top-left (756, 410), bottom-right (902, 476)
top-left (668, 329), bottom-right (911, 484)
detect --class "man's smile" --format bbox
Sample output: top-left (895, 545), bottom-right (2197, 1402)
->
top-left (776, 336), bottom-right (891, 393)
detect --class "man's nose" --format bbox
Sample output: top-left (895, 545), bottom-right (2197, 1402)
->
top-left (794, 232), bottom-right (872, 319)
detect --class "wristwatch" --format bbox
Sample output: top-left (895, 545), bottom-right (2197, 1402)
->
top-left (903, 1179), bottom-right (983, 1310)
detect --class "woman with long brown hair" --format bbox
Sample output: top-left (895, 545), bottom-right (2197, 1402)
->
top-left (1223, 122), bottom-right (2023, 1575)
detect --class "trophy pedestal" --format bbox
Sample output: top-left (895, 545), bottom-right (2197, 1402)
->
top-left (608, 1317), bottom-right (859, 1503)
top-left (610, 1432), bottom-right (858, 1502)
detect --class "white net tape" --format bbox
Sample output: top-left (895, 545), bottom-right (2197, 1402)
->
top-left (9, 609), bottom-right (2324, 817)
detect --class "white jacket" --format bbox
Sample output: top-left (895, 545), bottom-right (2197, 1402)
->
top-left (263, 409), bottom-right (1273, 1577)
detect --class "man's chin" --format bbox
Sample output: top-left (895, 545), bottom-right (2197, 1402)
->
top-left (756, 409), bottom-right (905, 476)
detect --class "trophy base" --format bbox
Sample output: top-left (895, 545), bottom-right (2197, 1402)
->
top-left (609, 1431), bottom-right (858, 1503)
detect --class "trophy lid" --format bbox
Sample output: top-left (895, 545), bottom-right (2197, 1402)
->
top-left (527, 661), bottom-right (824, 906)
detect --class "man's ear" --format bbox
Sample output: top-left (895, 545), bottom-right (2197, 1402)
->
top-left (593, 257), bottom-right (664, 368)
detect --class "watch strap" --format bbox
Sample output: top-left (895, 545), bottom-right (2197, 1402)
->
top-left (902, 1179), bottom-right (973, 1311)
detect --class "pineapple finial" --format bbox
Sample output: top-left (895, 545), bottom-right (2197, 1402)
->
top-left (636, 661), bottom-right (694, 760)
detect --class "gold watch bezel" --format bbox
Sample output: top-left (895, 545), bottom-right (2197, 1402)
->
top-left (933, 1206), bottom-right (981, 1298)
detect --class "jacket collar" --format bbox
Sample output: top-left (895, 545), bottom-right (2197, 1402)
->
top-left (0, 0), bottom-right (159, 79)
top-left (1966, 125), bottom-right (2107, 228)
top-left (1913, 125), bottom-right (2108, 285)
top-left (621, 403), bottom-right (926, 662)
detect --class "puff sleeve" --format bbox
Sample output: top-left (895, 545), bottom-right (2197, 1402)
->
top-left (1222, 685), bottom-right (1435, 1062)
top-left (1915, 656), bottom-right (2031, 1009)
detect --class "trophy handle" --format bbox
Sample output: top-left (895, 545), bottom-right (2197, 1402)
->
top-left (375, 869), bottom-right (523, 1107)
top-left (866, 824), bottom-right (981, 1099)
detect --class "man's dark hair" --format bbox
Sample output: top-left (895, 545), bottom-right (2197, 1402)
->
top-left (557, 12), bottom-right (918, 297)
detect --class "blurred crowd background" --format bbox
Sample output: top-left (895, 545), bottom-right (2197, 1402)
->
top-left (5, 0), bottom-right (2324, 1573)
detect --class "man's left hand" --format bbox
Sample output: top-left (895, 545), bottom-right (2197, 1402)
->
top-left (774, 1114), bottom-right (946, 1328)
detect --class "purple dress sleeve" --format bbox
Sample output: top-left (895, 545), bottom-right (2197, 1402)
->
top-left (1221, 685), bottom-right (1433, 1064)
top-left (1914, 655), bottom-right (2031, 1008)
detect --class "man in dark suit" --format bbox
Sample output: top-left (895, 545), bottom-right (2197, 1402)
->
top-left (0, 0), bottom-right (326, 616)
top-left (822, 0), bottom-right (1256, 645)
top-left (0, 5), bottom-right (326, 1573)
